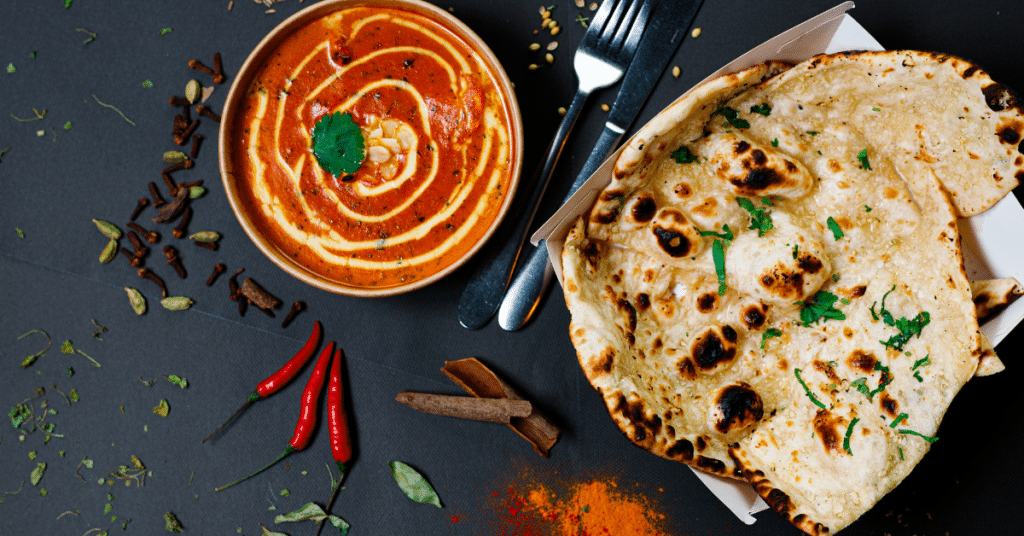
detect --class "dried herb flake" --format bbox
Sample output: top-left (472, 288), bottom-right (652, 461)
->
top-left (274, 502), bottom-right (350, 534)
top-left (153, 399), bottom-right (169, 417)
top-left (18, 329), bottom-right (51, 368)
top-left (30, 462), bottom-right (46, 486)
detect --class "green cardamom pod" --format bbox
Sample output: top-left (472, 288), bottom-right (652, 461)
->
top-left (189, 231), bottom-right (220, 243)
top-left (99, 239), bottom-right (118, 264)
top-left (163, 150), bottom-right (188, 163)
top-left (161, 296), bottom-right (193, 311)
top-left (185, 80), bottom-right (201, 104)
top-left (125, 287), bottom-right (146, 315)
top-left (92, 219), bottom-right (121, 240)
top-left (188, 186), bottom-right (206, 199)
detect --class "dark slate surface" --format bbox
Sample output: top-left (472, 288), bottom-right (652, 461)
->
top-left (1, 1), bottom-right (1022, 535)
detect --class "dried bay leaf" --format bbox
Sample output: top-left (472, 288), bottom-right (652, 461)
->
top-left (388, 461), bottom-right (441, 508)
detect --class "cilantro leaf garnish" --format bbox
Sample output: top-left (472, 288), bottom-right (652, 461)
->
top-left (712, 239), bottom-right (727, 296)
top-left (852, 362), bottom-right (892, 401)
top-left (826, 217), bottom-right (844, 240)
top-left (798, 291), bottom-right (846, 327)
top-left (871, 286), bottom-right (931, 350)
top-left (911, 355), bottom-right (931, 370)
top-left (857, 148), bottom-right (871, 170)
top-left (864, 205), bottom-right (872, 212)
top-left (760, 328), bottom-right (782, 349)
top-left (736, 197), bottom-right (773, 236)
top-left (712, 106), bottom-right (750, 129)
top-left (312, 111), bottom-right (365, 177)
top-left (792, 243), bottom-right (799, 259)
top-left (890, 413), bottom-right (908, 428)
top-left (771, 138), bottom-right (779, 147)
top-left (793, 368), bottom-right (827, 410)
top-left (749, 103), bottom-right (771, 116)
top-left (672, 146), bottom-right (699, 164)
top-left (698, 224), bottom-right (733, 242)
top-left (806, 131), bottom-right (818, 136)
top-left (843, 417), bottom-right (860, 455)
top-left (897, 429), bottom-right (938, 443)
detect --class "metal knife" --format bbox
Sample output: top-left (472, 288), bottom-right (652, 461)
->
top-left (497, 0), bottom-right (704, 331)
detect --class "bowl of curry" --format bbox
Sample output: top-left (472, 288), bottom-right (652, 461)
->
top-left (220, 0), bottom-right (523, 296)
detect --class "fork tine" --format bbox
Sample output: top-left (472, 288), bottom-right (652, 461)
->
top-left (593, 0), bottom-right (630, 51)
top-left (581, 0), bottom-right (618, 48)
top-left (606, 0), bottom-right (641, 53)
top-left (616, 0), bottom-right (653, 59)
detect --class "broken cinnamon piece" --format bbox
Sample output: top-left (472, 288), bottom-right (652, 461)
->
top-left (441, 358), bottom-right (560, 456)
top-left (396, 392), bottom-right (532, 424)
top-left (239, 278), bottom-right (281, 311)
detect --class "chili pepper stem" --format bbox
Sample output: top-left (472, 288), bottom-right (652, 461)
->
top-left (215, 445), bottom-right (296, 492)
top-left (201, 391), bottom-right (262, 443)
top-left (312, 461), bottom-right (348, 536)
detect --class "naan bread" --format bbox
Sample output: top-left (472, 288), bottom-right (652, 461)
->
top-left (562, 51), bottom-right (1023, 534)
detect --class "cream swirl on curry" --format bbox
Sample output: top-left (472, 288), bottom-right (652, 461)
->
top-left (234, 6), bottom-right (516, 289)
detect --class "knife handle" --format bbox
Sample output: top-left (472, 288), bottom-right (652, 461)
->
top-left (496, 124), bottom-right (625, 331)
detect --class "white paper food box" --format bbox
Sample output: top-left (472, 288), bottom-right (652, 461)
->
top-left (532, 1), bottom-right (1024, 523)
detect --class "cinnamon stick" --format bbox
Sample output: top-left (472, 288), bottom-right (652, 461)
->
top-left (239, 278), bottom-right (281, 311)
top-left (441, 358), bottom-right (560, 457)
top-left (395, 392), bottom-right (532, 424)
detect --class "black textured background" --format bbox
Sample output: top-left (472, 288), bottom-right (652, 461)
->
top-left (1, 1), bottom-right (1022, 535)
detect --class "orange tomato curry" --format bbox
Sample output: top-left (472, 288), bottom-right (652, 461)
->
top-left (234, 6), bottom-right (515, 289)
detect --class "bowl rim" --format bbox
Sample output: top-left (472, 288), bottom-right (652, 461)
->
top-left (219, 0), bottom-right (524, 298)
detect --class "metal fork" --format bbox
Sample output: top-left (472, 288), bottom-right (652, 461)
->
top-left (457, 0), bottom-right (652, 329)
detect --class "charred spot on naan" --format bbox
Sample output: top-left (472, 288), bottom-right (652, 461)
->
top-left (690, 326), bottom-right (739, 372)
top-left (710, 383), bottom-right (764, 435)
top-left (696, 292), bottom-right (719, 313)
top-left (812, 409), bottom-right (847, 455)
top-left (590, 189), bottom-right (626, 225)
top-left (708, 133), bottom-right (814, 198)
top-left (630, 193), bottom-right (657, 223)
top-left (740, 302), bottom-right (768, 329)
top-left (609, 391), bottom-right (662, 447)
top-left (650, 209), bottom-right (703, 258)
top-left (972, 278), bottom-right (1023, 322)
top-left (846, 349), bottom-right (877, 373)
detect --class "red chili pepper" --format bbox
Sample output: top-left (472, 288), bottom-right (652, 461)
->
top-left (315, 348), bottom-right (352, 536)
top-left (201, 321), bottom-right (322, 443)
top-left (215, 340), bottom-right (334, 492)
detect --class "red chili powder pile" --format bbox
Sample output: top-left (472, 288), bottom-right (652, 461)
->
top-left (487, 474), bottom-right (670, 536)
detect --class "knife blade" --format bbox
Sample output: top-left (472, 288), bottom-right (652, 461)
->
top-left (497, 0), bottom-right (704, 331)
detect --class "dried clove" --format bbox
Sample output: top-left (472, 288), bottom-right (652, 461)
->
top-left (120, 247), bottom-right (142, 268)
top-left (162, 172), bottom-right (178, 196)
top-left (240, 278), bottom-right (281, 311)
top-left (188, 59), bottom-right (215, 76)
top-left (172, 206), bottom-right (192, 239)
top-left (190, 134), bottom-right (203, 160)
top-left (179, 180), bottom-right (204, 189)
top-left (127, 222), bottom-right (159, 243)
top-left (163, 160), bottom-right (194, 174)
top-left (195, 105), bottom-right (220, 123)
top-left (130, 198), bottom-right (149, 222)
top-left (212, 52), bottom-right (225, 84)
top-left (281, 301), bottom-right (305, 329)
top-left (174, 119), bottom-right (200, 146)
top-left (194, 240), bottom-right (218, 251)
top-left (153, 187), bottom-right (190, 224)
top-left (228, 268), bottom-right (245, 301)
top-left (138, 268), bottom-right (169, 299)
top-left (126, 231), bottom-right (149, 258)
top-left (149, 182), bottom-right (167, 208)
top-left (205, 263), bottom-right (226, 286)
top-left (163, 246), bottom-right (186, 279)
top-left (168, 96), bottom-right (190, 107)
